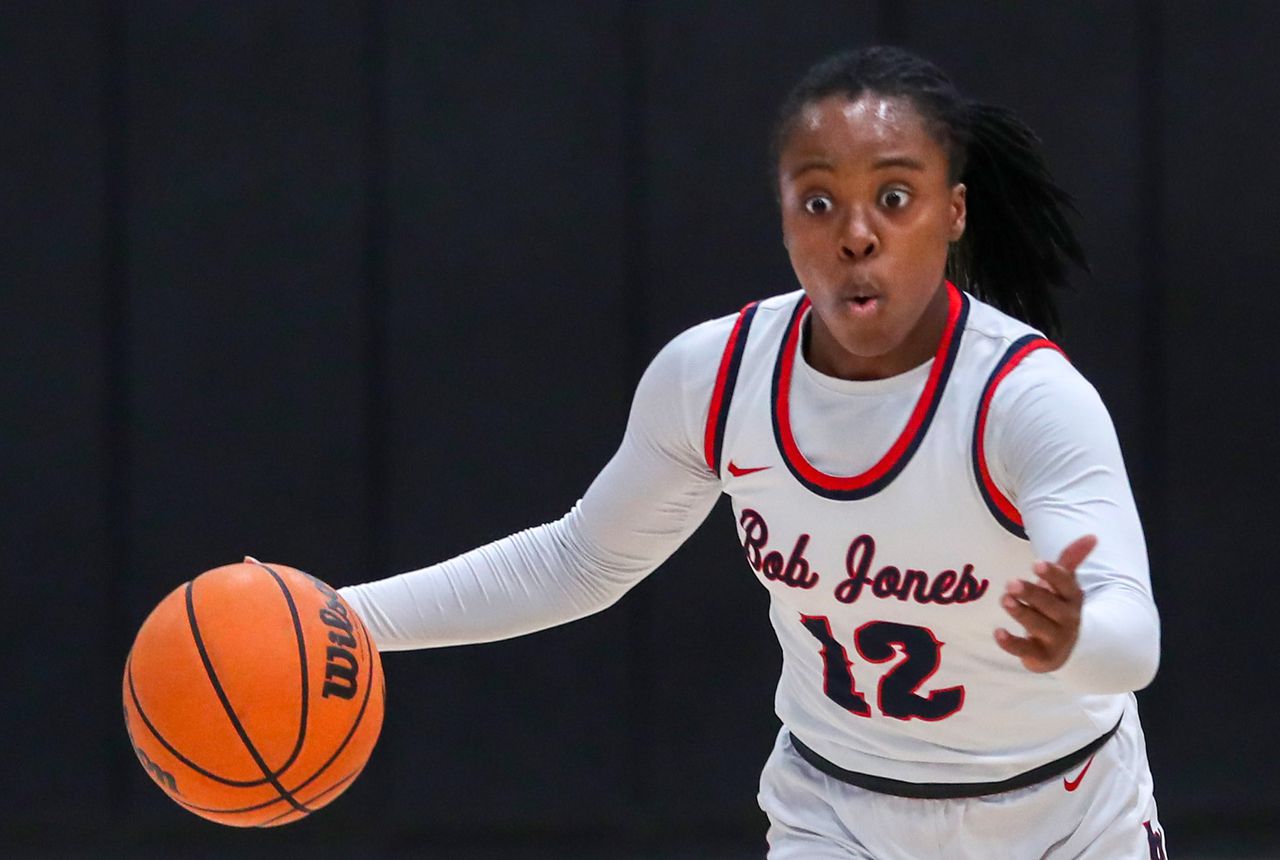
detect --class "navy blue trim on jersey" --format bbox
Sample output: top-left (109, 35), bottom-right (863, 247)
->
top-left (971, 334), bottom-right (1063, 540)
top-left (771, 290), bottom-right (970, 501)
top-left (789, 714), bottom-right (1121, 799)
top-left (707, 302), bottom-right (759, 476)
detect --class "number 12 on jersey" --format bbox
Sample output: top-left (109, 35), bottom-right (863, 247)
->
top-left (800, 616), bottom-right (964, 721)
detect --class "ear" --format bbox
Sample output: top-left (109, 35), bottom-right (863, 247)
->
top-left (949, 182), bottom-right (967, 242)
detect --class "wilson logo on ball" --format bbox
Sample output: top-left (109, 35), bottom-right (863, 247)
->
top-left (313, 579), bottom-right (360, 700)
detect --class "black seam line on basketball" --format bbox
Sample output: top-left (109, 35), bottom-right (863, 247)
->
top-left (283, 570), bottom-right (379, 798)
top-left (771, 292), bottom-right (969, 501)
top-left (172, 640), bottom-right (375, 816)
top-left (127, 643), bottom-right (277, 787)
top-left (171, 763), bottom-right (364, 816)
top-left (185, 582), bottom-right (312, 815)
top-left (247, 561), bottom-right (311, 778)
top-left (122, 648), bottom-right (138, 743)
top-left (970, 334), bottom-right (1043, 540)
top-left (122, 651), bottom-right (182, 796)
top-left (266, 596), bottom-right (378, 805)
top-left (249, 601), bottom-right (376, 822)
top-left (124, 573), bottom-right (316, 790)
top-left (257, 768), bottom-right (364, 827)
top-left (258, 772), bottom-right (360, 827)
top-left (286, 569), bottom-right (380, 799)
top-left (168, 787), bottom-right (286, 816)
top-left (712, 302), bottom-right (759, 475)
top-left (167, 577), bottom-right (381, 817)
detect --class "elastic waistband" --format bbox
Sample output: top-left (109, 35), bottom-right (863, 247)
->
top-left (788, 716), bottom-right (1122, 800)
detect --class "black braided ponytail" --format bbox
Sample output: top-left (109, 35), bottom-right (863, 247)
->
top-left (772, 46), bottom-right (1087, 337)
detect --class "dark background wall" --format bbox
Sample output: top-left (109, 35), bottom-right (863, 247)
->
top-left (4, 2), bottom-right (1278, 857)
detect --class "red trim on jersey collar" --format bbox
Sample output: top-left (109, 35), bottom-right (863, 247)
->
top-left (972, 334), bottom-right (1067, 538)
top-left (771, 281), bottom-right (968, 500)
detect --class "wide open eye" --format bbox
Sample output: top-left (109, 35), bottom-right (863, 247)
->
top-left (880, 188), bottom-right (911, 209)
top-left (803, 194), bottom-right (834, 215)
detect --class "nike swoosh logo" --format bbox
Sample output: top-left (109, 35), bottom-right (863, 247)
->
top-left (1063, 754), bottom-right (1096, 792)
top-left (727, 461), bottom-right (770, 477)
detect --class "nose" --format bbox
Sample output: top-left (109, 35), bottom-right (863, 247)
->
top-left (840, 209), bottom-right (879, 261)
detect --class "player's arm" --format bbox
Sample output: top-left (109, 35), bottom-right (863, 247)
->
top-left (338, 318), bottom-right (729, 650)
top-left (986, 349), bottom-right (1160, 693)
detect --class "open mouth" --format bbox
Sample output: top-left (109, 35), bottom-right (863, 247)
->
top-left (842, 294), bottom-right (881, 314)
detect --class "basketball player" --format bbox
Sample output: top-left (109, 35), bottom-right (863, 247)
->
top-left (339, 46), bottom-right (1165, 858)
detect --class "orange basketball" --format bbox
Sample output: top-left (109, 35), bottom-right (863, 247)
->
top-left (122, 560), bottom-right (384, 827)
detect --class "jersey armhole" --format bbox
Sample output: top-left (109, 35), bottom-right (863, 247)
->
top-left (971, 334), bottom-right (1068, 539)
top-left (703, 301), bottom-right (759, 477)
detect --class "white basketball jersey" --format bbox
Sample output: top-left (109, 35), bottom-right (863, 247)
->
top-left (705, 283), bottom-right (1126, 784)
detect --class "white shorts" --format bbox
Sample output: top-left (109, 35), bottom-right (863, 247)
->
top-left (758, 705), bottom-right (1166, 859)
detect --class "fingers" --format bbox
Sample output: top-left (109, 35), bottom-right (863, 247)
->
top-left (1056, 534), bottom-right (1097, 573)
top-left (1001, 591), bottom-right (1063, 641)
top-left (995, 534), bottom-right (1094, 674)
top-left (1026, 534), bottom-right (1096, 601)
top-left (994, 627), bottom-right (1044, 661)
top-left (1008, 578), bottom-right (1079, 628)
top-left (1031, 556), bottom-right (1085, 602)
top-left (995, 627), bottom-right (1058, 673)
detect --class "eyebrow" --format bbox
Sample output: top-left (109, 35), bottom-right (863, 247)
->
top-left (787, 155), bottom-right (927, 179)
top-left (787, 159), bottom-right (835, 179)
top-left (872, 155), bottom-right (927, 172)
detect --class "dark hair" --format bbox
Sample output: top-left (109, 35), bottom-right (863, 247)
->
top-left (771, 45), bottom-right (1087, 337)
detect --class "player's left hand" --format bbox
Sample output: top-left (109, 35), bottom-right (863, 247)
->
top-left (993, 534), bottom-right (1096, 673)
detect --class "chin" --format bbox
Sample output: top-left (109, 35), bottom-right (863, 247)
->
top-left (826, 315), bottom-right (900, 357)
top-left (836, 330), bottom-right (898, 360)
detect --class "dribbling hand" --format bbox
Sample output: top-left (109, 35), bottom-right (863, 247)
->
top-left (994, 534), bottom-right (1096, 673)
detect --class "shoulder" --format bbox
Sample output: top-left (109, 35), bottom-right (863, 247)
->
top-left (986, 348), bottom-right (1109, 470)
top-left (961, 291), bottom-right (1049, 356)
top-left (960, 291), bottom-right (1097, 412)
top-left (962, 293), bottom-right (1119, 485)
top-left (629, 291), bottom-right (800, 457)
top-left (647, 290), bottom-right (803, 391)
top-left (663, 290), bottom-right (803, 355)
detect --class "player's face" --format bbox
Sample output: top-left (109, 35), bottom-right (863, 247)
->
top-left (777, 93), bottom-right (966, 380)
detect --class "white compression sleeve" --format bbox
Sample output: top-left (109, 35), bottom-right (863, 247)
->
top-left (338, 321), bottom-right (728, 651)
top-left (986, 349), bottom-right (1161, 694)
